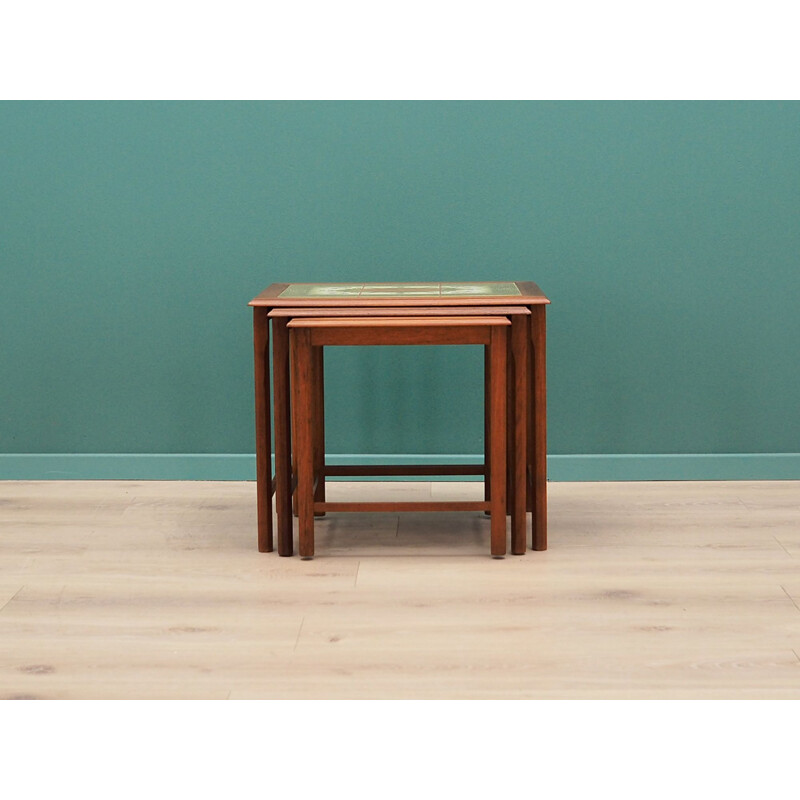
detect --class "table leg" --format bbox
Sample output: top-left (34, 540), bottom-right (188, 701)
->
top-left (510, 314), bottom-right (528, 555)
top-left (526, 313), bottom-right (534, 514)
top-left (253, 308), bottom-right (273, 552)
top-left (291, 343), bottom-right (299, 518)
top-left (313, 346), bottom-right (326, 516)
top-left (293, 328), bottom-right (315, 558)
top-left (272, 316), bottom-right (294, 556)
top-left (531, 305), bottom-right (547, 551)
top-left (484, 345), bottom-right (491, 513)
top-left (489, 326), bottom-right (507, 557)
top-left (506, 331), bottom-right (514, 518)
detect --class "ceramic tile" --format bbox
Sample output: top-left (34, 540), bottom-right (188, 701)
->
top-left (440, 282), bottom-right (520, 296)
top-left (278, 281), bottom-right (522, 299)
top-left (279, 284), bottom-right (364, 298)
top-left (360, 283), bottom-right (441, 297)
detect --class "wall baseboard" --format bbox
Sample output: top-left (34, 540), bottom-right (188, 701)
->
top-left (0, 453), bottom-right (798, 481)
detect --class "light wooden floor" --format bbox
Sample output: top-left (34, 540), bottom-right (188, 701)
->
top-left (1, 479), bottom-right (799, 699)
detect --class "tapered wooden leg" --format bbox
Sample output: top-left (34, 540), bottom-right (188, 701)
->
top-left (489, 327), bottom-right (507, 557)
top-left (510, 314), bottom-right (528, 555)
top-left (526, 312), bottom-right (534, 514)
top-left (313, 346), bottom-right (326, 517)
top-left (292, 328), bottom-right (315, 559)
top-left (291, 344), bottom-right (299, 518)
top-left (253, 308), bottom-right (273, 552)
top-left (506, 331), bottom-right (514, 517)
top-left (484, 345), bottom-right (491, 514)
top-left (531, 305), bottom-right (547, 551)
top-left (272, 316), bottom-right (293, 556)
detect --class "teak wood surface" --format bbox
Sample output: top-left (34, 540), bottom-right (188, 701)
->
top-left (284, 313), bottom-right (525, 554)
top-left (252, 308), bottom-right (272, 552)
top-left (269, 306), bottom-right (531, 318)
top-left (252, 282), bottom-right (548, 557)
top-left (289, 317), bottom-right (511, 558)
top-left (250, 281), bottom-right (550, 308)
top-left (289, 316), bottom-right (510, 347)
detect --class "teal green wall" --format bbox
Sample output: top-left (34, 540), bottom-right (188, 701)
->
top-left (1, 102), bottom-right (799, 478)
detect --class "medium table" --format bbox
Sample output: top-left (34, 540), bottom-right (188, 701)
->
top-left (250, 281), bottom-right (550, 556)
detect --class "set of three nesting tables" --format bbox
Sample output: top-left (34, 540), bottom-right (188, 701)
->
top-left (250, 281), bottom-right (549, 559)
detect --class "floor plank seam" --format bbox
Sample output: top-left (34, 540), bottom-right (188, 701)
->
top-left (0, 586), bottom-right (24, 614)
top-left (772, 536), bottom-right (793, 558)
top-left (293, 617), bottom-right (305, 651)
top-left (779, 586), bottom-right (800, 614)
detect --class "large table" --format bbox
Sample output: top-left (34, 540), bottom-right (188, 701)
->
top-left (250, 281), bottom-right (550, 556)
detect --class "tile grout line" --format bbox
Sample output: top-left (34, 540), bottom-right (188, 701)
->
top-left (293, 616), bottom-right (305, 651)
top-left (779, 585), bottom-right (800, 613)
top-left (0, 586), bottom-right (24, 614)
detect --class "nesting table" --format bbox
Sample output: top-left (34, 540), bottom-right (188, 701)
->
top-left (250, 281), bottom-right (550, 558)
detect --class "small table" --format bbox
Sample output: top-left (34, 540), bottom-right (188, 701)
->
top-left (250, 281), bottom-right (550, 556)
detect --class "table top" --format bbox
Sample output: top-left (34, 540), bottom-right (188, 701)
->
top-left (268, 305), bottom-right (530, 318)
top-left (250, 281), bottom-right (549, 307)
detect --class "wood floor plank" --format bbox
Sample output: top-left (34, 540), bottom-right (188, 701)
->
top-left (0, 585), bottom-right (23, 612)
top-left (2, 479), bottom-right (800, 699)
top-left (226, 647), bottom-right (800, 700)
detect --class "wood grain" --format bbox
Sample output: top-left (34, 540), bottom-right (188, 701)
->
top-left (288, 317), bottom-right (510, 347)
top-left (531, 304), bottom-right (547, 550)
top-left (324, 465), bottom-right (484, 477)
top-left (287, 316), bottom-right (512, 327)
top-left (312, 347), bottom-right (326, 516)
top-left (510, 313), bottom-right (527, 554)
top-left (252, 307), bottom-right (272, 552)
top-left (269, 306), bottom-right (530, 318)
top-left (285, 315), bottom-right (513, 557)
top-left (2, 479), bottom-right (798, 699)
top-left (271, 317), bottom-right (293, 556)
top-left (317, 501), bottom-right (490, 513)
top-left (293, 327), bottom-right (315, 559)
top-left (250, 282), bottom-right (550, 307)
top-left (489, 326), bottom-right (507, 556)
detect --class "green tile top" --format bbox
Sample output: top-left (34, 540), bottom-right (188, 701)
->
top-left (279, 282), bottom-right (522, 298)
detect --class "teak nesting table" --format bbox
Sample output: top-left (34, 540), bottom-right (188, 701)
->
top-left (250, 281), bottom-right (550, 558)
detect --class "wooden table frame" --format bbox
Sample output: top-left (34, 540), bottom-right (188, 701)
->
top-left (289, 316), bottom-right (512, 558)
top-left (272, 305), bottom-right (530, 557)
top-left (250, 282), bottom-right (549, 556)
